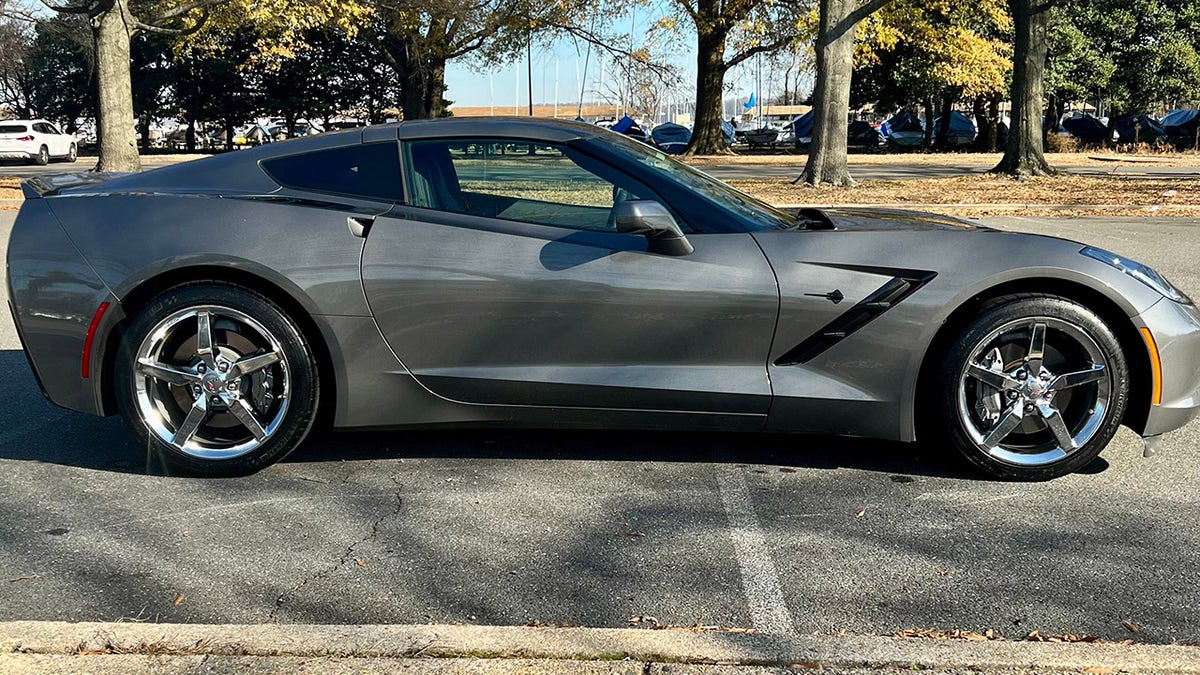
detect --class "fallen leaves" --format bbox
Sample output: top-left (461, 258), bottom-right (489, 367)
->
top-left (728, 174), bottom-right (1200, 218)
top-left (173, 595), bottom-right (185, 606)
top-left (1121, 620), bottom-right (1141, 634)
top-left (354, 558), bottom-right (367, 568)
top-left (7, 574), bottom-right (39, 583)
top-left (894, 628), bottom-right (1130, 645)
top-left (855, 509), bottom-right (866, 518)
top-left (627, 616), bottom-right (755, 633)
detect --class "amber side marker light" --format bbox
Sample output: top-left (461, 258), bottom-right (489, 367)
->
top-left (81, 301), bottom-right (110, 379)
top-left (1140, 327), bottom-right (1163, 406)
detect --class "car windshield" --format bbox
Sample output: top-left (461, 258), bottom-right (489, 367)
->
top-left (595, 131), bottom-right (798, 231)
top-left (0, 124), bottom-right (28, 133)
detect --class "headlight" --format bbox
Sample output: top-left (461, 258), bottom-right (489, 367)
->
top-left (1081, 246), bottom-right (1192, 304)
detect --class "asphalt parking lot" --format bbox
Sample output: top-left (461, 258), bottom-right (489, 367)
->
top-left (2, 210), bottom-right (1199, 646)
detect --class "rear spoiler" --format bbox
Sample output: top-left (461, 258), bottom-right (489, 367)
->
top-left (21, 172), bottom-right (128, 199)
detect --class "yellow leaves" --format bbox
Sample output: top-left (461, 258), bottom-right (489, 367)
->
top-left (180, 0), bottom-right (372, 62)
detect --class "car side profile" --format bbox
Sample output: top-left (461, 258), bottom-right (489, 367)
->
top-left (6, 118), bottom-right (1200, 479)
top-left (0, 120), bottom-right (78, 165)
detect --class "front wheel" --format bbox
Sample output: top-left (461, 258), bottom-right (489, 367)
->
top-left (935, 296), bottom-right (1129, 480)
top-left (115, 283), bottom-right (320, 476)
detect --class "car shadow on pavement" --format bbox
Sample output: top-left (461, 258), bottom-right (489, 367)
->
top-left (1, 349), bottom-right (1108, 480)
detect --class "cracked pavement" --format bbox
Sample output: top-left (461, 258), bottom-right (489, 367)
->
top-left (2, 213), bottom-right (1200, 644)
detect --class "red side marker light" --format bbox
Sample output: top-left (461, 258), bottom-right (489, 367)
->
top-left (82, 301), bottom-right (110, 379)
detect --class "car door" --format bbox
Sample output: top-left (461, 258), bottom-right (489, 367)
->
top-left (43, 123), bottom-right (68, 156)
top-left (360, 136), bottom-right (780, 416)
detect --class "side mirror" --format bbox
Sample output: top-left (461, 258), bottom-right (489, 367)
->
top-left (613, 200), bottom-right (694, 256)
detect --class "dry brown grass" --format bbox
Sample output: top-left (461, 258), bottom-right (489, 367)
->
top-left (686, 152), bottom-right (1200, 167)
top-left (0, 177), bottom-right (22, 201)
top-left (731, 174), bottom-right (1200, 217)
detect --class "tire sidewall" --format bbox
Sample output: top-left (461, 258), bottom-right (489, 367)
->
top-left (938, 296), bottom-right (1129, 481)
top-left (114, 283), bottom-right (319, 476)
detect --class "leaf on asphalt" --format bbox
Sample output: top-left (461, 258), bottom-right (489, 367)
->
top-left (628, 615), bottom-right (659, 625)
top-left (354, 558), bottom-right (367, 568)
top-left (7, 574), bottom-right (39, 583)
top-left (621, 531), bottom-right (646, 538)
top-left (936, 568), bottom-right (951, 576)
top-left (892, 628), bottom-right (994, 642)
top-left (856, 509), bottom-right (866, 518)
top-left (173, 594), bottom-right (185, 606)
top-left (181, 530), bottom-right (190, 538)
top-left (1122, 620), bottom-right (1141, 633)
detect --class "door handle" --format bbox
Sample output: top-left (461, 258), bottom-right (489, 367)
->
top-left (347, 216), bottom-right (374, 238)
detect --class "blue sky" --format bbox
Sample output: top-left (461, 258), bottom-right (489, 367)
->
top-left (441, 11), bottom-right (804, 112)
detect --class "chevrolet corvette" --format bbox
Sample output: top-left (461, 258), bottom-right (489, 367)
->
top-left (6, 118), bottom-right (1199, 478)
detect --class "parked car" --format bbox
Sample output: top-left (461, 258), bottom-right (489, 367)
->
top-left (0, 119), bottom-right (77, 165)
top-left (8, 118), bottom-right (1200, 479)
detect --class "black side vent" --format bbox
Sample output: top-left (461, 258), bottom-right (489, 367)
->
top-left (775, 267), bottom-right (937, 366)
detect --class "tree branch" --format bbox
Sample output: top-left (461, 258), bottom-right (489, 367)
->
top-left (38, 0), bottom-right (93, 14)
top-left (725, 33), bottom-right (797, 69)
top-left (147, 0), bottom-right (223, 25)
top-left (827, 0), bottom-right (895, 43)
top-left (136, 8), bottom-right (210, 35)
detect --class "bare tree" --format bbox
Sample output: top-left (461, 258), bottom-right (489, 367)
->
top-left (0, 17), bottom-right (35, 116)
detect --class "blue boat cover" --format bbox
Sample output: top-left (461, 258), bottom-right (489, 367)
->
top-left (1062, 114), bottom-right (1108, 144)
top-left (651, 123), bottom-right (691, 153)
top-left (884, 110), bottom-right (923, 136)
top-left (786, 111), bottom-right (815, 138)
top-left (1162, 109), bottom-right (1199, 147)
top-left (933, 111), bottom-right (977, 138)
top-left (1115, 114), bottom-right (1165, 143)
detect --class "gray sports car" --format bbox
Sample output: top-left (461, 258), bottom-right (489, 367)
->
top-left (6, 118), bottom-right (1200, 479)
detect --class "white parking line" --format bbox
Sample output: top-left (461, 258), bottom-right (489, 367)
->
top-left (715, 461), bottom-right (796, 636)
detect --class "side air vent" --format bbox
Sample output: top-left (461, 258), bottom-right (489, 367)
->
top-left (775, 267), bottom-right (937, 366)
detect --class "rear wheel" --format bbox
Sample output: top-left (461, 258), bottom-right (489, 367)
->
top-left (31, 145), bottom-right (48, 166)
top-left (936, 296), bottom-right (1129, 480)
top-left (115, 283), bottom-right (319, 476)
top-left (66, 143), bottom-right (77, 162)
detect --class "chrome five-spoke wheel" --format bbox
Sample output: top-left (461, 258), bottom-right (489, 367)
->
top-left (117, 284), bottom-right (319, 475)
top-left (938, 296), bottom-right (1128, 480)
top-left (958, 318), bottom-right (1110, 466)
top-left (135, 306), bottom-right (290, 459)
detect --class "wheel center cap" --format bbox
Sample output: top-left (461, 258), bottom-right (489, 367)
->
top-left (202, 373), bottom-right (224, 394)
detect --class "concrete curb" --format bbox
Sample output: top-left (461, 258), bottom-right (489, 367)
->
top-left (0, 621), bottom-right (1198, 673)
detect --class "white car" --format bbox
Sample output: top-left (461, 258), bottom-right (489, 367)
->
top-left (0, 119), bottom-right (77, 165)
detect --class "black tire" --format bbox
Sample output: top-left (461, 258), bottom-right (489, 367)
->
top-left (114, 283), bottom-right (320, 476)
top-left (934, 295), bottom-right (1129, 481)
top-left (66, 144), bottom-right (77, 163)
top-left (31, 145), bottom-right (48, 166)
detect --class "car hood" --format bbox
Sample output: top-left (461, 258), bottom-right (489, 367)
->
top-left (796, 207), bottom-right (985, 231)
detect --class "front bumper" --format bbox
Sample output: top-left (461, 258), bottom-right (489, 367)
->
top-left (1136, 297), bottom-right (1200, 437)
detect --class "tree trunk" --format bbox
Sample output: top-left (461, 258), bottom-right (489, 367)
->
top-left (972, 95), bottom-right (994, 152)
top-left (935, 91), bottom-right (953, 149)
top-left (185, 118), bottom-right (196, 152)
top-left (224, 122), bottom-right (233, 151)
top-left (684, 28), bottom-right (730, 156)
top-left (398, 51), bottom-right (448, 120)
top-left (138, 113), bottom-right (150, 153)
top-left (992, 0), bottom-right (1056, 178)
top-left (988, 92), bottom-right (1002, 151)
top-left (922, 98), bottom-right (935, 148)
top-left (801, 0), bottom-right (858, 186)
top-left (91, 4), bottom-right (141, 172)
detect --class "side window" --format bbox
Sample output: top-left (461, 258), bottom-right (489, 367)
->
top-left (405, 138), bottom-right (683, 233)
top-left (45, 123), bottom-right (61, 135)
top-left (261, 142), bottom-right (403, 202)
top-left (32, 123), bottom-right (47, 134)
